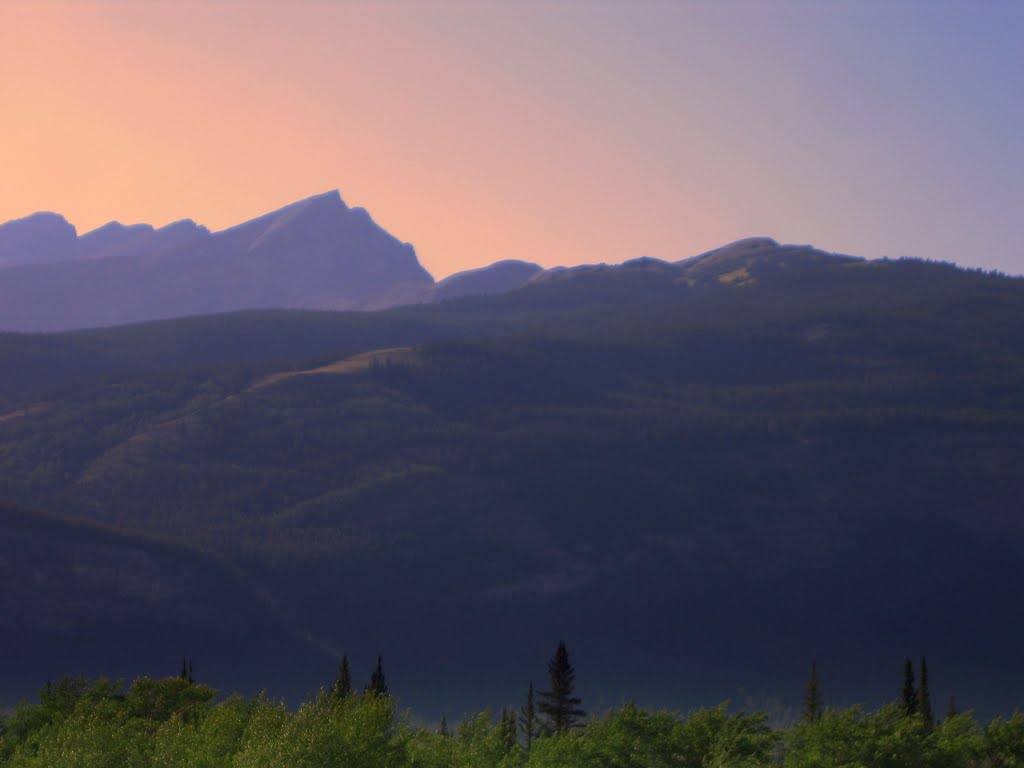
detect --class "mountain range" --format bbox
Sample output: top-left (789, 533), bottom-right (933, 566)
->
top-left (1, 194), bottom-right (1023, 722)
top-left (0, 192), bottom-right (544, 332)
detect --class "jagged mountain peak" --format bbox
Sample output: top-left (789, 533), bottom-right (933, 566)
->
top-left (80, 221), bottom-right (155, 238)
top-left (157, 219), bottom-right (209, 236)
top-left (0, 212), bottom-right (78, 266)
top-left (0, 210), bottom-right (75, 230)
top-left (0, 190), bottom-right (434, 330)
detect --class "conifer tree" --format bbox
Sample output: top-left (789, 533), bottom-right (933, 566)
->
top-left (802, 661), bottom-right (823, 723)
top-left (947, 695), bottom-right (958, 720)
top-left (918, 656), bottom-right (934, 732)
top-left (366, 654), bottom-right (388, 695)
top-left (538, 641), bottom-right (585, 733)
top-left (500, 707), bottom-right (518, 752)
top-left (439, 714), bottom-right (449, 738)
top-left (901, 657), bottom-right (917, 716)
top-left (333, 654), bottom-right (352, 699)
top-left (519, 682), bottom-right (540, 751)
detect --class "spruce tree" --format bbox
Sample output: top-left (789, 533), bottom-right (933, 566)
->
top-left (500, 707), bottom-right (518, 752)
top-left (901, 657), bottom-right (917, 716)
top-left (538, 641), bottom-right (585, 733)
top-left (918, 656), bottom-right (934, 732)
top-left (802, 661), bottom-right (823, 723)
top-left (519, 681), bottom-right (540, 751)
top-left (439, 715), bottom-right (450, 738)
top-left (366, 654), bottom-right (388, 695)
top-left (333, 654), bottom-right (352, 699)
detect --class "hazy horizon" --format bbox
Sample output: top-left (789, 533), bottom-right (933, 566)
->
top-left (2, 1), bottom-right (1021, 279)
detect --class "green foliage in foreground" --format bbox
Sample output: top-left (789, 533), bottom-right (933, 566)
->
top-left (2, 677), bottom-right (1023, 767)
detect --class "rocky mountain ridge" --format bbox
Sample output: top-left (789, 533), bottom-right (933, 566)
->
top-left (0, 191), bottom-right (432, 331)
top-left (1, 194), bottom-right (863, 332)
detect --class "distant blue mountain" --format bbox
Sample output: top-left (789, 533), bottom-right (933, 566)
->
top-left (429, 259), bottom-right (544, 301)
top-left (0, 191), bottom-right (433, 331)
top-left (0, 212), bottom-right (78, 266)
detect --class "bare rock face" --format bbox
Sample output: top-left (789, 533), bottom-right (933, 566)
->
top-left (0, 191), bottom-right (434, 331)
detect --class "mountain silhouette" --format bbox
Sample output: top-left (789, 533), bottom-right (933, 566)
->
top-left (428, 259), bottom-right (544, 301)
top-left (0, 212), bottom-right (78, 266)
top-left (0, 191), bottom-right (432, 331)
top-left (75, 219), bottom-right (210, 262)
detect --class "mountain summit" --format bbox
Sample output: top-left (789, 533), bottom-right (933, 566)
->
top-left (0, 191), bottom-right (863, 333)
top-left (0, 212), bottom-right (78, 266)
top-left (0, 192), bottom-right (433, 331)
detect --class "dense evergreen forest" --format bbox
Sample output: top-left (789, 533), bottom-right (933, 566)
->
top-left (2, 243), bottom-right (1024, 717)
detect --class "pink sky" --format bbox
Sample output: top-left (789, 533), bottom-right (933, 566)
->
top-left (1, 3), bottom-right (1020, 278)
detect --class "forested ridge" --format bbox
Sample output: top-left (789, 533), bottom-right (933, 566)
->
top-left (2, 245), bottom-right (1023, 716)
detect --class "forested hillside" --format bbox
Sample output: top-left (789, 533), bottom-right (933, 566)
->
top-left (2, 245), bottom-right (1023, 717)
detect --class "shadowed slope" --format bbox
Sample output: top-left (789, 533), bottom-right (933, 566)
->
top-left (0, 251), bottom-right (1023, 716)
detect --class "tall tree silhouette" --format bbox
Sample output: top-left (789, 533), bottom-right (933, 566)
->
top-left (519, 681), bottom-right (540, 750)
top-left (500, 707), bottom-right (518, 752)
top-left (333, 654), bottom-right (352, 699)
top-left (802, 661), bottom-right (823, 723)
top-left (538, 641), bottom-right (584, 732)
top-left (901, 657), bottom-right (917, 716)
top-left (366, 654), bottom-right (388, 695)
top-left (918, 656), bottom-right (934, 732)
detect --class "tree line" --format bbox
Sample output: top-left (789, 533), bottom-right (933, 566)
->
top-left (330, 640), bottom-right (585, 740)
top-left (4, 644), bottom-right (1023, 767)
top-left (803, 655), bottom-right (946, 732)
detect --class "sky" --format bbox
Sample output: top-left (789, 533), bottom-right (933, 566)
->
top-left (1, 1), bottom-right (1021, 279)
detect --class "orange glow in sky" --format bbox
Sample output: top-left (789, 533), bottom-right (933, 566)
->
top-left (1, 4), bottom-right (731, 278)
top-left (2, 3), bottom-right (1021, 278)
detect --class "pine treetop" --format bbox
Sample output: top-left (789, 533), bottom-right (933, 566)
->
top-left (538, 641), bottom-right (585, 733)
top-left (367, 654), bottom-right (388, 696)
top-left (802, 661), bottom-right (823, 723)
top-left (901, 657), bottom-right (918, 716)
top-left (918, 656), bottom-right (934, 733)
top-left (334, 654), bottom-right (352, 699)
top-left (520, 681), bottom-right (539, 750)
